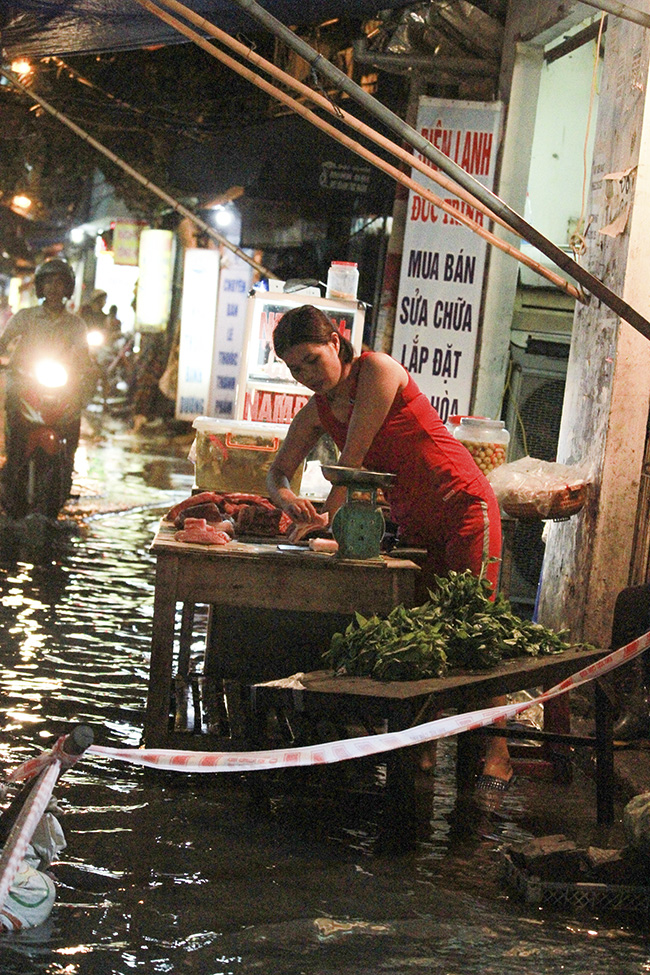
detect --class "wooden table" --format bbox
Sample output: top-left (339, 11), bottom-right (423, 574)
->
top-left (250, 645), bottom-right (615, 850)
top-left (144, 521), bottom-right (420, 748)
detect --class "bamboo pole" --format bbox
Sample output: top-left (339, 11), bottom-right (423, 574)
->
top-left (0, 68), bottom-right (273, 279)
top-left (227, 0), bottom-right (650, 341)
top-left (148, 0), bottom-right (515, 239)
top-left (134, 0), bottom-right (582, 299)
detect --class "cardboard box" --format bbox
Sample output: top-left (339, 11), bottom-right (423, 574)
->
top-left (192, 417), bottom-right (302, 496)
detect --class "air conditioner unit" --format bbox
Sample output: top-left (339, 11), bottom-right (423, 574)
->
top-left (503, 341), bottom-right (569, 610)
top-left (506, 343), bottom-right (569, 462)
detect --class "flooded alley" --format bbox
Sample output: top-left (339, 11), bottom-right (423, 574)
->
top-left (1, 417), bottom-right (649, 975)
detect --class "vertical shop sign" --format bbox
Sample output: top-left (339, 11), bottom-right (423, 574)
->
top-left (176, 248), bottom-right (220, 420)
top-left (135, 228), bottom-right (175, 332)
top-left (392, 97), bottom-right (502, 422)
top-left (113, 221), bottom-right (142, 266)
top-left (208, 253), bottom-right (253, 418)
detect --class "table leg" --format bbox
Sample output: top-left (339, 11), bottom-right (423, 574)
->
top-left (456, 728), bottom-right (482, 801)
top-left (177, 602), bottom-right (195, 679)
top-left (594, 680), bottom-right (615, 826)
top-left (380, 706), bottom-right (418, 853)
top-left (144, 555), bottom-right (180, 747)
top-left (542, 693), bottom-right (573, 783)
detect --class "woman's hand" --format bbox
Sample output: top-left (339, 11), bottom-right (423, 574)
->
top-left (284, 497), bottom-right (320, 524)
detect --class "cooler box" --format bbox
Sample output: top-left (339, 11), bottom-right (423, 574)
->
top-left (191, 417), bottom-right (302, 496)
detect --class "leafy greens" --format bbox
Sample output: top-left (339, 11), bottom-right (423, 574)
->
top-left (323, 568), bottom-right (576, 681)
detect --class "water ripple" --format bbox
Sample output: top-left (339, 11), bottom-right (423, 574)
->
top-left (0, 434), bottom-right (648, 974)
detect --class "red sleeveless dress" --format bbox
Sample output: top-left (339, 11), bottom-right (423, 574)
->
top-left (315, 352), bottom-right (502, 593)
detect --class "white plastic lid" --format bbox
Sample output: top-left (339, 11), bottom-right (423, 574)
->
top-left (192, 417), bottom-right (291, 437)
top-left (460, 417), bottom-right (505, 429)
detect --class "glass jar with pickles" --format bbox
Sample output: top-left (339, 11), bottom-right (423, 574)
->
top-left (454, 417), bottom-right (510, 475)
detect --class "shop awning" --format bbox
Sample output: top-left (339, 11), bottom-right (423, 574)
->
top-left (0, 204), bottom-right (68, 269)
top-left (1, 1), bottom-right (416, 57)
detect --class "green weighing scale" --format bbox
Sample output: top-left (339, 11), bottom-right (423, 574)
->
top-left (322, 465), bottom-right (396, 561)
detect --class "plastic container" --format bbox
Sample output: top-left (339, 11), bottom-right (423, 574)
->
top-left (326, 261), bottom-right (359, 301)
top-left (191, 417), bottom-right (302, 496)
top-left (454, 417), bottom-right (510, 475)
top-left (503, 853), bottom-right (650, 917)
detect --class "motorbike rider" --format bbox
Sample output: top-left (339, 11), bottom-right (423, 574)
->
top-left (0, 258), bottom-right (97, 513)
top-left (80, 288), bottom-right (108, 332)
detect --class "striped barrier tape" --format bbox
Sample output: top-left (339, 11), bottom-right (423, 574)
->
top-left (8, 733), bottom-right (86, 784)
top-left (0, 762), bottom-right (60, 914)
top-left (88, 630), bottom-right (650, 773)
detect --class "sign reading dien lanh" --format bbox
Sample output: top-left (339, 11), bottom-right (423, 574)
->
top-left (392, 98), bottom-right (502, 423)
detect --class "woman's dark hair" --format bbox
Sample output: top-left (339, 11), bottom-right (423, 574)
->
top-left (273, 304), bottom-right (355, 364)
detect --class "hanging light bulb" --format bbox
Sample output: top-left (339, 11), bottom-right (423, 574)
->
top-left (11, 59), bottom-right (32, 78)
top-left (214, 207), bottom-right (233, 228)
top-left (12, 194), bottom-right (32, 212)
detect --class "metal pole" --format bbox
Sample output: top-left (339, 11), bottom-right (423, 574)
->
top-left (0, 68), bottom-right (273, 278)
top-left (228, 0), bottom-right (650, 340)
top-left (579, 0), bottom-right (650, 30)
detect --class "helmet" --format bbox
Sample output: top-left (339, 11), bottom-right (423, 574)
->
top-left (34, 258), bottom-right (76, 300)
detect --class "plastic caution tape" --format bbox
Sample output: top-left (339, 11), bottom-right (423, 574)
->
top-left (0, 762), bottom-right (60, 916)
top-left (8, 733), bottom-right (84, 784)
top-left (88, 630), bottom-right (650, 774)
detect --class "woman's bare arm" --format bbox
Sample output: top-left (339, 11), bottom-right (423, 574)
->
top-left (318, 354), bottom-right (406, 524)
top-left (267, 397), bottom-right (323, 523)
top-left (337, 353), bottom-right (407, 470)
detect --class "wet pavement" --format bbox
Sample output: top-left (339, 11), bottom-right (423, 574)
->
top-left (1, 412), bottom-right (649, 973)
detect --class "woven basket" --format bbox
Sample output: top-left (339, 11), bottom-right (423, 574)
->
top-left (501, 483), bottom-right (587, 522)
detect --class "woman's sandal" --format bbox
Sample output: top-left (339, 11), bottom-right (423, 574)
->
top-left (473, 773), bottom-right (516, 812)
top-left (475, 773), bottom-right (515, 793)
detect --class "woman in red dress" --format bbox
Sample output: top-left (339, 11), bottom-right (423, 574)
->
top-left (266, 304), bottom-right (511, 799)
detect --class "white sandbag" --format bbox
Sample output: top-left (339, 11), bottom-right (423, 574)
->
top-left (0, 860), bottom-right (55, 931)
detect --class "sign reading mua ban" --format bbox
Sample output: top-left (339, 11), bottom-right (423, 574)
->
top-left (392, 97), bottom-right (502, 422)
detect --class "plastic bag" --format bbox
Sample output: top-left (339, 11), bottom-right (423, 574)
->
top-left (487, 456), bottom-right (592, 520)
top-left (26, 810), bottom-right (67, 870)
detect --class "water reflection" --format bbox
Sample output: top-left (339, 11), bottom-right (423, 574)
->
top-left (0, 429), bottom-right (649, 974)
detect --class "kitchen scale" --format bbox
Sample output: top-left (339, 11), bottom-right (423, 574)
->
top-left (322, 465), bottom-right (396, 560)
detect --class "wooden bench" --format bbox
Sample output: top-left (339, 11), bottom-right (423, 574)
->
top-left (250, 646), bottom-right (614, 850)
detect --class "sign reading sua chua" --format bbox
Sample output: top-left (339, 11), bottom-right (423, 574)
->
top-left (392, 98), bottom-right (502, 423)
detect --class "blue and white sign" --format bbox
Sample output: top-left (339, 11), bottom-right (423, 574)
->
top-left (208, 253), bottom-right (253, 418)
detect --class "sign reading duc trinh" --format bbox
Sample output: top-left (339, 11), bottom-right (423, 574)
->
top-left (393, 97), bottom-right (502, 423)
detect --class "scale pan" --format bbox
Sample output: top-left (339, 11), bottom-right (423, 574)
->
top-left (321, 465), bottom-right (396, 488)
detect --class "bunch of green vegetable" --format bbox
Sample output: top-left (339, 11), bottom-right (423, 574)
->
top-left (323, 568), bottom-right (575, 680)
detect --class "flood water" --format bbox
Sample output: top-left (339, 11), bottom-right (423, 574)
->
top-left (1, 417), bottom-right (649, 974)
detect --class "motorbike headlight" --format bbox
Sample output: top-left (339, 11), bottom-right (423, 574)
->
top-left (87, 329), bottom-right (105, 348)
top-left (34, 359), bottom-right (68, 388)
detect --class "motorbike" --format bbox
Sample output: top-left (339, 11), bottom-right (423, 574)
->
top-left (1, 356), bottom-right (81, 520)
top-left (86, 327), bottom-right (135, 412)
